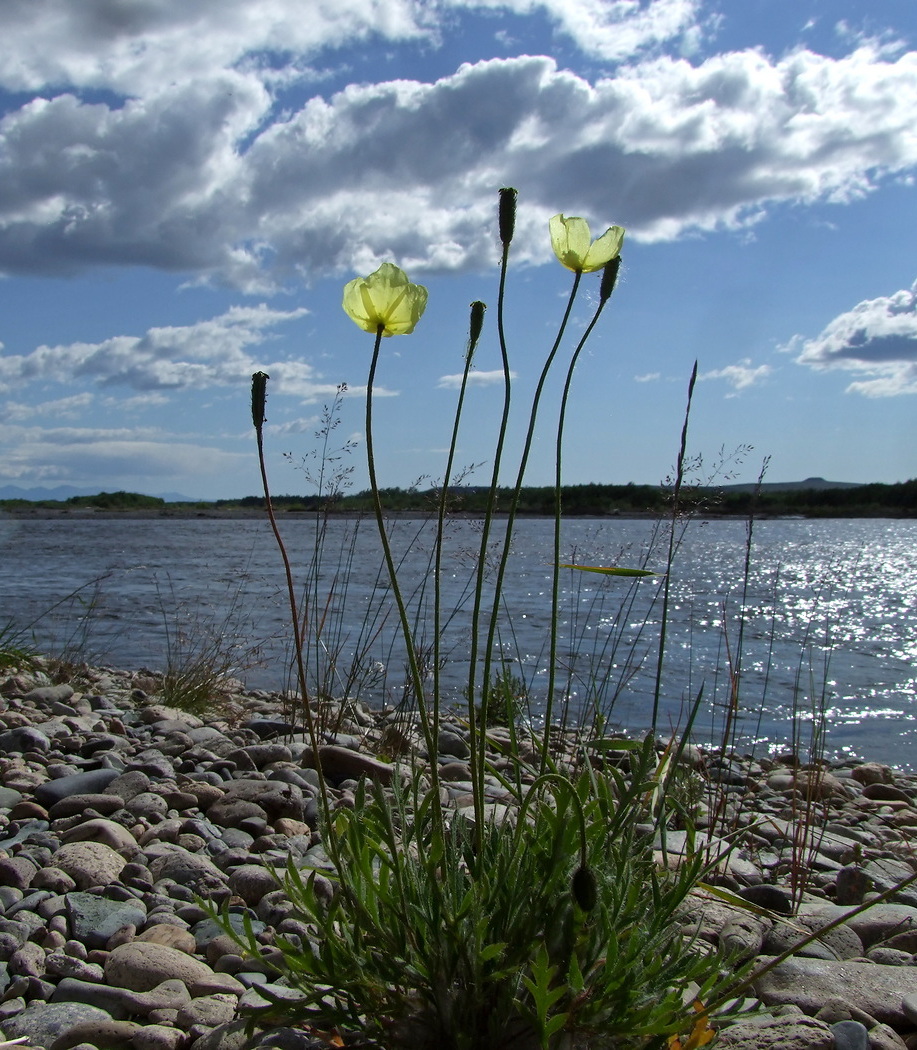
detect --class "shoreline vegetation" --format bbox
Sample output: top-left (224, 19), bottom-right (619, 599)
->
top-left (2, 476), bottom-right (915, 519)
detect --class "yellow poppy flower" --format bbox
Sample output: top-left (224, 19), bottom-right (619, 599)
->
top-left (549, 214), bottom-right (624, 273)
top-left (342, 262), bottom-right (428, 337)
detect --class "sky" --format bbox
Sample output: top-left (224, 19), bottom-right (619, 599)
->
top-left (0, 0), bottom-right (915, 501)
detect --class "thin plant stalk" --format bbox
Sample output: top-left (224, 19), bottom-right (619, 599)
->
top-left (433, 302), bottom-right (485, 775)
top-left (723, 457), bottom-right (770, 739)
top-left (473, 271), bottom-right (582, 813)
top-left (251, 373), bottom-right (335, 837)
top-left (465, 192), bottom-right (517, 833)
top-left (651, 360), bottom-right (698, 731)
top-left (547, 258), bottom-right (621, 766)
top-left (364, 328), bottom-right (442, 805)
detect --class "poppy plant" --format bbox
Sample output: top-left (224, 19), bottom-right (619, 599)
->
top-left (342, 262), bottom-right (428, 336)
top-left (549, 214), bottom-right (624, 273)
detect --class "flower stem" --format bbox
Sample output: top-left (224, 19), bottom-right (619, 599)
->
top-left (548, 279), bottom-right (617, 766)
top-left (434, 304), bottom-right (485, 795)
top-left (365, 326), bottom-right (441, 803)
top-left (651, 361), bottom-right (698, 731)
top-left (466, 242), bottom-right (514, 837)
top-left (474, 270), bottom-right (581, 809)
top-left (252, 380), bottom-right (335, 848)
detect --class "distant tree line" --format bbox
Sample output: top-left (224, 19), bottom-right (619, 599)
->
top-left (65, 491), bottom-right (166, 509)
top-left (216, 479), bottom-right (916, 517)
top-left (0, 490), bottom-right (167, 511)
top-left (2, 480), bottom-right (914, 517)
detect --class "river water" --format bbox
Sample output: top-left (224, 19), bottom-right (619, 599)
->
top-left (2, 514), bottom-right (915, 769)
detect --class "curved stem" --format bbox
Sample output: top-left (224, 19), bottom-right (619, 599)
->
top-left (255, 422), bottom-right (337, 856)
top-left (467, 246), bottom-right (514, 836)
top-left (365, 326), bottom-right (441, 804)
top-left (476, 271), bottom-right (581, 802)
top-left (547, 291), bottom-right (611, 766)
top-left (434, 309), bottom-right (482, 793)
top-left (652, 361), bottom-right (698, 731)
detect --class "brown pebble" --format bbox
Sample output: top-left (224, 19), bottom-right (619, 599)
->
top-left (50, 1018), bottom-right (142, 1050)
top-left (273, 817), bottom-right (311, 838)
top-left (7, 800), bottom-right (49, 821)
top-left (106, 924), bottom-right (137, 950)
top-left (132, 1024), bottom-right (186, 1050)
top-left (49, 793), bottom-right (125, 819)
top-left (137, 924), bottom-right (198, 955)
top-left (180, 781), bottom-right (224, 808)
top-left (205, 934), bottom-right (243, 966)
top-left (191, 972), bottom-right (245, 996)
top-left (41, 929), bottom-right (67, 951)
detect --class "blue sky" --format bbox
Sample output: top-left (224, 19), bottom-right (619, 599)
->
top-left (0, 0), bottom-right (915, 500)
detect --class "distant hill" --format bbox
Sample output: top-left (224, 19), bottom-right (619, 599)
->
top-left (720, 476), bottom-right (864, 493)
top-left (0, 484), bottom-right (196, 502)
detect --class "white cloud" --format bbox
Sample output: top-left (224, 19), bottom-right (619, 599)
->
top-left (0, 422), bottom-right (251, 485)
top-left (834, 18), bottom-right (906, 57)
top-left (0, 0), bottom-right (432, 96)
top-left (2, 392), bottom-right (93, 421)
top-left (634, 371), bottom-right (660, 382)
top-left (437, 369), bottom-right (516, 388)
top-left (0, 304), bottom-right (341, 399)
top-left (0, 23), bottom-right (916, 286)
top-left (791, 279), bottom-right (917, 396)
top-left (700, 359), bottom-right (772, 390)
top-left (0, 0), bottom-right (697, 97)
top-left (451, 0), bottom-right (702, 62)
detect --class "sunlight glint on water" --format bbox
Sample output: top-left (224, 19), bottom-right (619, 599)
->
top-left (2, 515), bottom-right (915, 769)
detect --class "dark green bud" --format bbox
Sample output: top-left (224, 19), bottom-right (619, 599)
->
top-left (467, 301), bottom-right (486, 361)
top-left (572, 864), bottom-right (598, 912)
top-left (251, 371), bottom-right (269, 430)
top-left (499, 187), bottom-right (517, 248)
top-left (599, 256), bottom-right (621, 304)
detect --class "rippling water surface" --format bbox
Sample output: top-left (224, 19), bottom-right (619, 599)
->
top-left (3, 514), bottom-right (915, 768)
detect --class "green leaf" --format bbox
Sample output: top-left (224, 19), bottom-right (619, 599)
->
top-left (589, 738), bottom-right (643, 751)
top-left (559, 563), bottom-right (661, 577)
top-left (545, 1013), bottom-right (569, 1040)
top-left (480, 941), bottom-right (508, 962)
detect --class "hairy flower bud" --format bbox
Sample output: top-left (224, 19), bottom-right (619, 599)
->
top-left (251, 371), bottom-right (269, 430)
top-left (599, 256), bottom-right (622, 303)
top-left (467, 301), bottom-right (486, 362)
top-left (572, 864), bottom-right (598, 912)
top-left (499, 188), bottom-right (517, 248)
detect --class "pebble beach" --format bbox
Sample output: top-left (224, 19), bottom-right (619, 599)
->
top-left (2, 660), bottom-right (917, 1050)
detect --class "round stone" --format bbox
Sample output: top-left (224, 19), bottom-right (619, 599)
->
top-left (127, 792), bottom-right (170, 820)
top-left (136, 923), bottom-right (198, 955)
top-left (0, 856), bottom-right (39, 890)
top-left (34, 768), bottom-right (122, 807)
top-left (227, 865), bottom-right (280, 906)
top-left (48, 794), bottom-right (125, 819)
top-left (830, 1020), bottom-right (869, 1050)
top-left (52, 842), bottom-right (126, 889)
top-left (104, 941), bottom-right (216, 992)
top-left (0, 1001), bottom-right (113, 1048)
